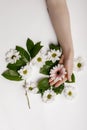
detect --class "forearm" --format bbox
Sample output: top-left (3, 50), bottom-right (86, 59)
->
top-left (46, 0), bottom-right (74, 57)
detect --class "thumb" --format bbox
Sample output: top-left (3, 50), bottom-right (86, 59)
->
top-left (67, 71), bottom-right (72, 81)
top-left (65, 65), bottom-right (72, 81)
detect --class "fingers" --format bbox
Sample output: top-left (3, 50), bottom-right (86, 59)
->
top-left (55, 76), bottom-right (67, 87)
top-left (49, 75), bottom-right (67, 87)
top-left (49, 80), bottom-right (56, 86)
top-left (49, 78), bottom-right (54, 83)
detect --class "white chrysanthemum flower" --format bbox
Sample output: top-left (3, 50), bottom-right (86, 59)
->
top-left (47, 49), bottom-right (62, 63)
top-left (18, 64), bottom-right (32, 80)
top-left (42, 89), bottom-right (56, 103)
top-left (5, 49), bottom-right (21, 64)
top-left (63, 85), bottom-right (76, 100)
top-left (25, 82), bottom-right (38, 94)
top-left (74, 57), bottom-right (85, 72)
top-left (31, 51), bottom-right (46, 67)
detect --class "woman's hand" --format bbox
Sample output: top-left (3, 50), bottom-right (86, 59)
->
top-left (49, 50), bottom-right (74, 87)
top-left (47, 0), bottom-right (74, 87)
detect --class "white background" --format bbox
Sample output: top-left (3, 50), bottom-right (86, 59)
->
top-left (0, 0), bottom-right (87, 130)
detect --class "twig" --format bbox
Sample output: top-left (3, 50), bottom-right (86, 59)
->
top-left (25, 90), bottom-right (31, 109)
top-left (23, 80), bottom-right (31, 109)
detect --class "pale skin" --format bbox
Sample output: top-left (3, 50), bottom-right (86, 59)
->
top-left (46, 0), bottom-right (74, 87)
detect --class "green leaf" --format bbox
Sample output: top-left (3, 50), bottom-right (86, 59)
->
top-left (2, 69), bottom-right (22, 81)
top-left (26, 38), bottom-right (34, 53)
top-left (45, 61), bottom-right (53, 66)
top-left (30, 42), bottom-right (43, 58)
top-left (16, 46), bottom-right (30, 62)
top-left (37, 78), bottom-right (50, 95)
top-left (53, 84), bottom-right (64, 94)
top-left (40, 61), bottom-right (53, 75)
top-left (66, 73), bottom-right (75, 83)
top-left (49, 43), bottom-right (61, 50)
top-left (40, 60), bottom-right (58, 75)
top-left (7, 59), bottom-right (26, 71)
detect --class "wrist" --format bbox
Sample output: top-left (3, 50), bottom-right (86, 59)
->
top-left (63, 48), bottom-right (74, 59)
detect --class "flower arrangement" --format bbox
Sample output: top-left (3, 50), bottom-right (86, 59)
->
top-left (2, 38), bottom-right (85, 109)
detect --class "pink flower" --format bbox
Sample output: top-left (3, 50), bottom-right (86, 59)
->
top-left (49, 64), bottom-right (67, 86)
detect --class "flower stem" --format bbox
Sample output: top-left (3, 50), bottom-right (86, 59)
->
top-left (25, 90), bottom-right (31, 109)
top-left (24, 80), bottom-right (31, 109)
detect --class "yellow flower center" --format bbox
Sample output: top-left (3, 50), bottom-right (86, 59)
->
top-left (77, 63), bottom-right (82, 68)
top-left (52, 53), bottom-right (57, 58)
top-left (23, 70), bottom-right (28, 75)
top-left (37, 57), bottom-right (42, 62)
top-left (29, 86), bottom-right (33, 91)
top-left (47, 94), bottom-right (52, 99)
top-left (68, 91), bottom-right (72, 96)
